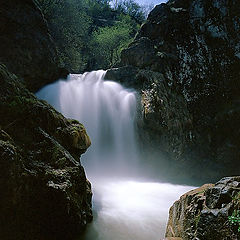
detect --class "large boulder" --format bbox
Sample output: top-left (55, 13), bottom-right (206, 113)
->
top-left (108, 0), bottom-right (240, 183)
top-left (165, 177), bottom-right (240, 239)
top-left (0, 64), bottom-right (92, 240)
top-left (0, 0), bottom-right (67, 92)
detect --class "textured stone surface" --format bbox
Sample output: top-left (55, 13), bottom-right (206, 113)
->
top-left (108, 0), bottom-right (240, 183)
top-left (165, 177), bottom-right (240, 240)
top-left (0, 0), bottom-right (67, 92)
top-left (0, 64), bottom-right (92, 240)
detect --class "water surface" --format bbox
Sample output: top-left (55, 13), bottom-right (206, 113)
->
top-left (79, 178), bottom-right (194, 240)
top-left (36, 71), bottom-right (195, 240)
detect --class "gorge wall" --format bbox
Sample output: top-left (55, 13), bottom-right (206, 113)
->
top-left (0, 64), bottom-right (92, 240)
top-left (0, 0), bottom-right (67, 92)
top-left (0, 1), bottom-right (92, 239)
top-left (106, 0), bottom-right (240, 183)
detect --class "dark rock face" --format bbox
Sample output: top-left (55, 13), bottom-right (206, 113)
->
top-left (0, 0), bottom-right (67, 92)
top-left (166, 176), bottom-right (240, 240)
top-left (108, 0), bottom-right (240, 183)
top-left (0, 64), bottom-right (92, 240)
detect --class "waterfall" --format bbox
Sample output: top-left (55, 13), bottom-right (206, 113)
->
top-left (36, 70), bottom-right (138, 177)
top-left (36, 71), bottom-right (195, 240)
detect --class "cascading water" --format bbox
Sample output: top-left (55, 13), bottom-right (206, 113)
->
top-left (36, 71), bottom-right (194, 240)
top-left (37, 71), bottom-right (138, 177)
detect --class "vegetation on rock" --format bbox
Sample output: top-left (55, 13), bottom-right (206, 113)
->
top-left (166, 177), bottom-right (240, 240)
top-left (107, 0), bottom-right (240, 184)
top-left (37, 0), bottom-right (150, 71)
top-left (0, 63), bottom-right (92, 240)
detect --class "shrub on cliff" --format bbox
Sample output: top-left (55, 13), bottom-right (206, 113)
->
top-left (37, 0), bottom-right (149, 71)
top-left (91, 14), bottom-right (139, 68)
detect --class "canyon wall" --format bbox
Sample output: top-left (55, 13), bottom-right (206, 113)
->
top-left (106, 0), bottom-right (240, 183)
top-left (0, 0), bottom-right (67, 92)
top-left (0, 1), bottom-right (92, 239)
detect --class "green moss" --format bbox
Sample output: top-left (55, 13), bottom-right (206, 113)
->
top-left (194, 212), bottom-right (201, 228)
top-left (55, 157), bottom-right (68, 168)
top-left (233, 192), bottom-right (240, 203)
top-left (228, 191), bottom-right (240, 232)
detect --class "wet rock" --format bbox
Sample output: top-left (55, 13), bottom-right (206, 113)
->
top-left (0, 64), bottom-right (92, 240)
top-left (121, 37), bottom-right (157, 68)
top-left (165, 238), bottom-right (183, 240)
top-left (165, 177), bottom-right (240, 240)
top-left (113, 0), bottom-right (240, 183)
top-left (105, 66), bottom-right (139, 88)
top-left (59, 119), bottom-right (91, 153)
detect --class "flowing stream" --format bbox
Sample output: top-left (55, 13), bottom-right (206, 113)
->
top-left (36, 71), bottom-right (194, 240)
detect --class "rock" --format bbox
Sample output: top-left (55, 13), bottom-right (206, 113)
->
top-left (0, 0), bottom-right (67, 92)
top-left (121, 37), bottom-right (157, 68)
top-left (55, 119), bottom-right (91, 159)
top-left (165, 177), bottom-right (240, 240)
top-left (105, 66), bottom-right (139, 88)
top-left (0, 64), bottom-right (92, 240)
top-left (165, 238), bottom-right (183, 240)
top-left (111, 0), bottom-right (240, 183)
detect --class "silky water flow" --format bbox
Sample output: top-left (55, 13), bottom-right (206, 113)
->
top-left (36, 71), bottom-right (194, 240)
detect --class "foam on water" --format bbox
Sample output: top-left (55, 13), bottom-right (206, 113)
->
top-left (37, 71), bottom-right (138, 177)
top-left (36, 71), bottom-right (195, 240)
top-left (80, 179), bottom-right (194, 240)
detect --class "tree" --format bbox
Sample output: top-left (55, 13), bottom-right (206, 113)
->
top-left (41, 0), bottom-right (92, 72)
top-left (91, 14), bottom-right (139, 68)
top-left (37, 0), bottom-right (62, 17)
top-left (113, 0), bottom-right (147, 23)
top-left (37, 0), bottom-right (142, 71)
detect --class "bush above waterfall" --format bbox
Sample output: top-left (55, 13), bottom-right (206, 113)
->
top-left (36, 0), bottom-right (151, 72)
top-left (91, 14), bottom-right (139, 69)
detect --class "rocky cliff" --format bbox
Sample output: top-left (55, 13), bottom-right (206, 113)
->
top-left (0, 64), bottom-right (92, 240)
top-left (106, 0), bottom-right (240, 183)
top-left (0, 1), bottom-right (92, 239)
top-left (166, 176), bottom-right (240, 240)
top-left (0, 0), bottom-right (67, 92)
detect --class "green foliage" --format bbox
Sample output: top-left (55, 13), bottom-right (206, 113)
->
top-left (113, 0), bottom-right (147, 23)
top-left (228, 192), bottom-right (240, 232)
top-left (228, 210), bottom-right (240, 232)
top-left (84, 0), bottom-right (112, 18)
top-left (91, 14), bottom-right (139, 68)
top-left (37, 0), bottom-right (146, 71)
top-left (45, 0), bottom-right (93, 72)
top-left (37, 0), bottom-right (62, 16)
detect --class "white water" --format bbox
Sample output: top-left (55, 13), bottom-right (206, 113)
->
top-left (80, 179), bottom-right (193, 240)
top-left (36, 71), bottom-right (194, 240)
top-left (37, 71), bottom-right (138, 177)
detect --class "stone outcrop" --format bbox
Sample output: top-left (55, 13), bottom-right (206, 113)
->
top-left (165, 176), bottom-right (240, 240)
top-left (0, 0), bottom-right (67, 92)
top-left (0, 64), bottom-right (92, 240)
top-left (0, 1), bottom-right (93, 239)
top-left (106, 0), bottom-right (240, 183)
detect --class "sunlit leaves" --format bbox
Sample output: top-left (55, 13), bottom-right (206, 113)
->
top-left (91, 14), bottom-right (138, 68)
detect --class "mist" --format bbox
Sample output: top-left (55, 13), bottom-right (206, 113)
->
top-left (36, 71), bottom-right (195, 239)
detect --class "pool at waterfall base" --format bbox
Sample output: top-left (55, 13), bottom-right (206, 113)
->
top-left (36, 71), bottom-right (196, 240)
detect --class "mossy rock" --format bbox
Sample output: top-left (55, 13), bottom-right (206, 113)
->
top-left (0, 64), bottom-right (92, 240)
